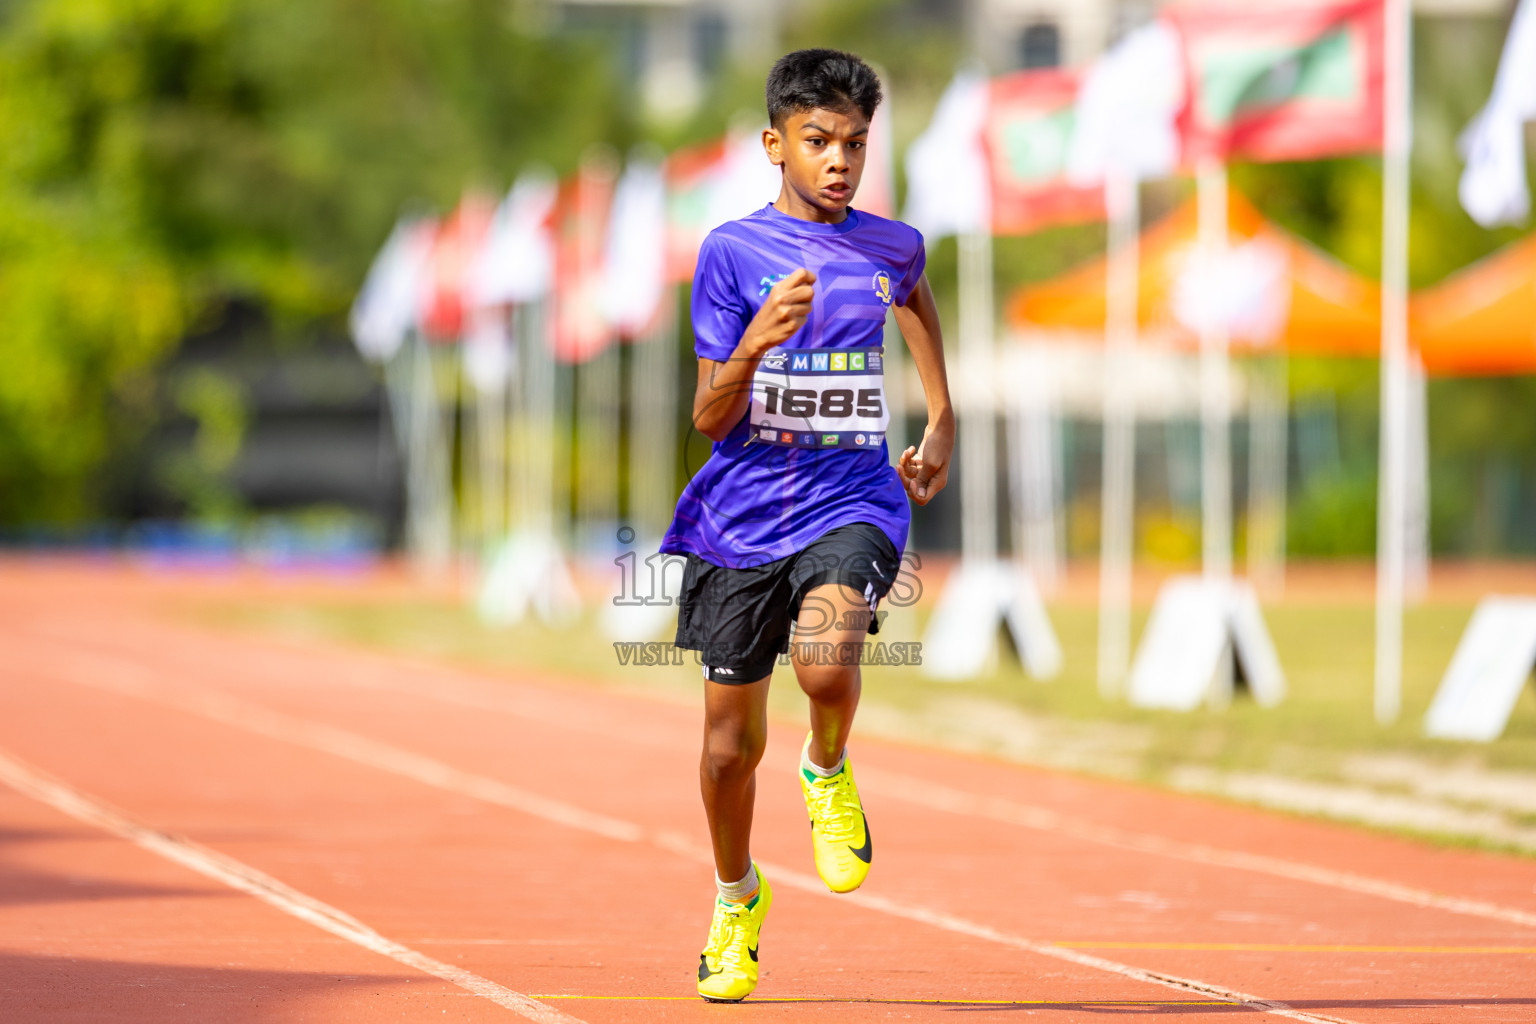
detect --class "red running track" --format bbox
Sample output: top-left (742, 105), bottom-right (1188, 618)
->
top-left (0, 561), bottom-right (1533, 1022)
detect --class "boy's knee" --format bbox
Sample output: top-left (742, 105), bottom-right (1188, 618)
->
top-left (704, 725), bottom-right (765, 779)
top-left (795, 660), bottom-right (859, 704)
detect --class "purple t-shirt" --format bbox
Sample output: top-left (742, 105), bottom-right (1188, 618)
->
top-left (661, 204), bottom-right (926, 569)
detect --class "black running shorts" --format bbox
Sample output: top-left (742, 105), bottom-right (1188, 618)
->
top-left (674, 522), bottom-right (902, 684)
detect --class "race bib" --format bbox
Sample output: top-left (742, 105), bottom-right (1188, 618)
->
top-left (747, 346), bottom-right (888, 450)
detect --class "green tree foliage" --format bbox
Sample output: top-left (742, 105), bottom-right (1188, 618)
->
top-left (0, 0), bottom-right (620, 524)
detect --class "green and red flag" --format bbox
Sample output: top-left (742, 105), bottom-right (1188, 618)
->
top-left (983, 68), bottom-right (1105, 235)
top-left (664, 137), bottom-right (728, 283)
top-left (1167, 0), bottom-right (1384, 164)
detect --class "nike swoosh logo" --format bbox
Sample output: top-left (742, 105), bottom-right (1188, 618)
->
top-left (848, 813), bottom-right (872, 863)
top-left (748, 945), bottom-right (759, 963)
top-left (698, 955), bottom-right (720, 982)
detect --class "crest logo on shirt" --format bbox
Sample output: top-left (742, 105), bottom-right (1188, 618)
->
top-left (872, 271), bottom-right (892, 307)
top-left (830, 353), bottom-right (847, 372)
top-left (791, 353), bottom-right (809, 371)
top-left (759, 273), bottom-right (787, 297)
top-left (811, 353), bottom-right (829, 372)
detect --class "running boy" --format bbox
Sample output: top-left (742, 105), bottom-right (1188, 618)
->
top-left (660, 48), bottom-right (954, 1002)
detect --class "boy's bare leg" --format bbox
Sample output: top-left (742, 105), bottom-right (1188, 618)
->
top-left (792, 583), bottom-right (868, 768)
top-left (701, 675), bottom-right (771, 883)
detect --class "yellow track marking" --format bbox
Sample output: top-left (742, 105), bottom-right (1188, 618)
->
top-left (532, 995), bottom-right (1242, 1006)
top-left (1052, 941), bottom-right (1536, 954)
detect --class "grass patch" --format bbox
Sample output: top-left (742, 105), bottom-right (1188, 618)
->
top-left (193, 587), bottom-right (1536, 786)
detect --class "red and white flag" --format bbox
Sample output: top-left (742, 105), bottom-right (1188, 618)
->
top-left (552, 157), bottom-right (617, 363)
top-left (419, 193), bottom-right (496, 343)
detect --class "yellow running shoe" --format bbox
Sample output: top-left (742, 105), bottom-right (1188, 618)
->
top-left (696, 866), bottom-right (772, 1002)
top-left (799, 734), bottom-right (872, 893)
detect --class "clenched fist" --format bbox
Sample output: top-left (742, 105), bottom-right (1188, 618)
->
top-left (742, 268), bottom-right (816, 355)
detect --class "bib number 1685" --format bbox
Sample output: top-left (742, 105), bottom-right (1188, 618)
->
top-left (762, 385), bottom-right (882, 419)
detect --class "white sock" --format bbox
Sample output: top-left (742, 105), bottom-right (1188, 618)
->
top-left (801, 743), bottom-right (846, 778)
top-left (716, 864), bottom-right (759, 904)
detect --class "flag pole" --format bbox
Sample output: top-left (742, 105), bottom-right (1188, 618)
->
top-left (1246, 351), bottom-right (1289, 593)
top-left (1376, 0), bottom-right (1413, 724)
top-left (958, 229), bottom-right (997, 567)
top-left (1196, 157), bottom-right (1233, 585)
top-left (1097, 169), bottom-right (1139, 696)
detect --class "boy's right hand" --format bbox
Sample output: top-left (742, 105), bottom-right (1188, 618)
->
top-left (742, 268), bottom-right (816, 355)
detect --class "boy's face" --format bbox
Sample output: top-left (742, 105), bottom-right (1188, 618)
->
top-left (764, 107), bottom-right (868, 218)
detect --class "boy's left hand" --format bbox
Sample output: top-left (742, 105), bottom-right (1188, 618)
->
top-left (898, 418), bottom-right (953, 506)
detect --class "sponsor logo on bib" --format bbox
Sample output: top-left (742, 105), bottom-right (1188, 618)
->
top-left (830, 353), bottom-right (847, 372)
top-left (761, 351), bottom-right (787, 371)
top-left (811, 353), bottom-right (829, 372)
top-left (850, 353), bottom-right (865, 371)
top-left (821, 434), bottom-right (838, 446)
top-left (791, 353), bottom-right (809, 371)
top-left (780, 431), bottom-right (794, 443)
top-left (855, 434), bottom-right (866, 445)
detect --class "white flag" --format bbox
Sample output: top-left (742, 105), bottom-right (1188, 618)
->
top-left (1172, 237), bottom-right (1292, 345)
top-left (1459, 0), bottom-right (1536, 228)
top-left (349, 216), bottom-right (435, 363)
top-left (903, 70), bottom-right (991, 238)
top-left (704, 125), bottom-right (783, 233)
top-left (601, 154), bottom-right (668, 334)
top-left (1066, 21), bottom-right (1184, 187)
top-left (470, 170), bottom-right (558, 309)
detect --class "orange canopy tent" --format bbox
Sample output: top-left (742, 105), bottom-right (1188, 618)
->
top-left (1007, 192), bottom-right (1382, 359)
top-left (1411, 235), bottom-right (1536, 377)
top-left (1007, 193), bottom-right (1536, 376)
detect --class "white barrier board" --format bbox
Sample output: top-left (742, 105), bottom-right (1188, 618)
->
top-left (478, 530), bottom-right (582, 628)
top-left (921, 560), bottom-right (1062, 681)
top-left (1424, 596), bottom-right (1536, 742)
top-left (600, 541), bottom-right (684, 642)
top-left (1128, 575), bottom-right (1285, 711)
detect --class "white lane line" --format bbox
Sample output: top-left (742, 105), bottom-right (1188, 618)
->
top-left (0, 747), bottom-right (585, 1024)
top-left (45, 627), bottom-right (1535, 934)
top-left (857, 768), bottom-right (1536, 931)
top-left (34, 654), bottom-right (1355, 1024)
top-left (132, 628), bottom-right (1536, 934)
top-left (645, 836), bottom-right (1356, 1024)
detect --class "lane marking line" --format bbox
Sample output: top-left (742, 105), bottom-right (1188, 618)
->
top-left (855, 768), bottom-right (1536, 931)
top-left (33, 657), bottom-right (1356, 1024)
top-left (0, 747), bottom-right (585, 1024)
top-left (51, 629), bottom-right (1534, 934)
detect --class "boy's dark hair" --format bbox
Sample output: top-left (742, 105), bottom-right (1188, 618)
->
top-left (766, 49), bottom-right (883, 129)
